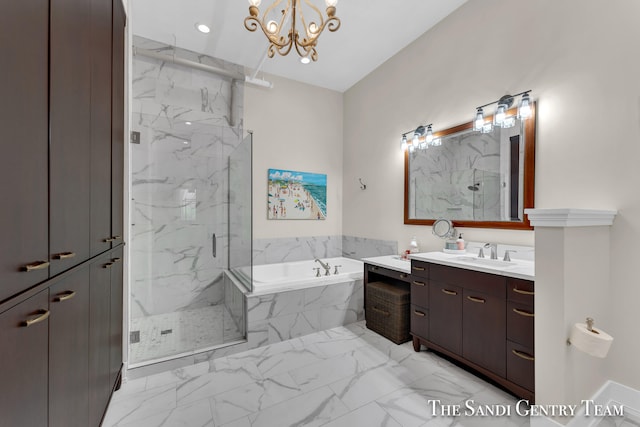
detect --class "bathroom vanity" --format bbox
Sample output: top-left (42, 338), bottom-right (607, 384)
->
top-left (364, 252), bottom-right (535, 402)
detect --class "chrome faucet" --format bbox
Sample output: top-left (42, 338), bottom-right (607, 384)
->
top-left (314, 258), bottom-right (331, 276)
top-left (484, 243), bottom-right (498, 260)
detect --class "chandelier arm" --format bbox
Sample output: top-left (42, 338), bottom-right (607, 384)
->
top-left (295, 15), bottom-right (340, 48)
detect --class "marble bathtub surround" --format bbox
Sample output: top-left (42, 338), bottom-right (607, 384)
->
top-left (252, 235), bottom-right (397, 265)
top-left (103, 321), bottom-right (528, 427)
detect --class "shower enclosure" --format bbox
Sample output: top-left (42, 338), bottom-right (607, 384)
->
top-left (129, 37), bottom-right (250, 366)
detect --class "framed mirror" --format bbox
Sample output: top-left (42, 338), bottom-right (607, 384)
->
top-left (404, 103), bottom-right (535, 230)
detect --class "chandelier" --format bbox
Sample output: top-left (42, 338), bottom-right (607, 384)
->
top-left (244, 0), bottom-right (341, 62)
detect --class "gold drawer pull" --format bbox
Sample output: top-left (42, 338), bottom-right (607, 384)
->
top-left (103, 262), bottom-right (114, 269)
top-left (399, 273), bottom-right (408, 279)
top-left (112, 257), bottom-right (122, 263)
top-left (372, 306), bottom-right (390, 317)
top-left (513, 287), bottom-right (534, 296)
top-left (413, 310), bottom-right (426, 317)
top-left (54, 252), bottom-right (76, 260)
top-left (412, 266), bottom-right (426, 271)
top-left (513, 308), bottom-right (534, 317)
top-left (103, 237), bottom-right (116, 242)
top-left (412, 281), bottom-right (426, 287)
top-left (512, 349), bottom-right (535, 361)
top-left (23, 309), bottom-right (50, 327)
top-left (467, 296), bottom-right (486, 303)
top-left (112, 235), bottom-right (122, 240)
top-left (55, 291), bottom-right (76, 302)
top-left (23, 261), bottom-right (50, 272)
top-left (441, 289), bottom-right (457, 296)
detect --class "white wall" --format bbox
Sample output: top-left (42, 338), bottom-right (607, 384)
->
top-left (344, 0), bottom-right (640, 398)
top-left (245, 75), bottom-right (343, 239)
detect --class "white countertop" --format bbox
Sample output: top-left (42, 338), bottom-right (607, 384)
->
top-left (410, 251), bottom-right (535, 281)
top-left (361, 255), bottom-right (412, 274)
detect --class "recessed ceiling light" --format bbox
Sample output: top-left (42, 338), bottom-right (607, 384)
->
top-left (300, 56), bottom-right (311, 64)
top-left (195, 23), bottom-right (210, 34)
top-left (185, 121), bottom-right (192, 126)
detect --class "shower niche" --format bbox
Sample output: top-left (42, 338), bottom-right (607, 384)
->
top-left (129, 36), bottom-right (251, 366)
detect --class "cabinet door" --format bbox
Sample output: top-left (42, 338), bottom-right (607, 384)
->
top-left (90, 0), bottom-right (114, 257)
top-left (111, 0), bottom-right (126, 247)
top-left (429, 281), bottom-right (462, 354)
top-left (110, 247), bottom-right (124, 387)
top-left (50, 0), bottom-right (92, 275)
top-left (49, 269), bottom-right (90, 427)
top-left (0, 0), bottom-right (49, 301)
top-left (0, 290), bottom-right (49, 427)
top-left (89, 255), bottom-right (113, 426)
top-left (462, 289), bottom-right (506, 376)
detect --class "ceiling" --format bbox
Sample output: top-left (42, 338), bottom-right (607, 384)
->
top-left (130, 0), bottom-right (468, 92)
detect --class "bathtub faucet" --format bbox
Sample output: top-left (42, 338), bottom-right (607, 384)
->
top-left (314, 258), bottom-right (331, 276)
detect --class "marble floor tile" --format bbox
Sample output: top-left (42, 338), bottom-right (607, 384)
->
top-left (106, 321), bottom-right (534, 427)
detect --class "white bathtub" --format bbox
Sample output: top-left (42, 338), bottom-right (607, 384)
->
top-left (236, 257), bottom-right (364, 294)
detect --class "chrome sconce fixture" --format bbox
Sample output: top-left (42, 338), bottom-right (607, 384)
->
top-left (401, 124), bottom-right (440, 152)
top-left (244, 0), bottom-right (341, 62)
top-left (472, 90), bottom-right (532, 134)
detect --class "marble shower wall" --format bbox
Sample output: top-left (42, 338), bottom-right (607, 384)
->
top-left (130, 36), bottom-right (245, 319)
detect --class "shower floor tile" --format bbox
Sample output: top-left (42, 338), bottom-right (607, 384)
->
top-left (129, 304), bottom-right (242, 365)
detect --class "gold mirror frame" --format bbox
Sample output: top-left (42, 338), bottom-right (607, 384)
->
top-left (404, 103), bottom-right (536, 230)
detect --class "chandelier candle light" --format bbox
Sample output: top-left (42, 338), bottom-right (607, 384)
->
top-left (245, 0), bottom-right (341, 62)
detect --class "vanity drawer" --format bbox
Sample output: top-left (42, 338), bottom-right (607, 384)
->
top-left (507, 301), bottom-right (534, 349)
top-left (508, 278), bottom-right (535, 305)
top-left (507, 340), bottom-right (535, 392)
top-left (410, 260), bottom-right (429, 278)
top-left (410, 276), bottom-right (428, 307)
top-left (410, 305), bottom-right (428, 340)
top-left (431, 264), bottom-right (505, 297)
top-left (366, 264), bottom-right (410, 283)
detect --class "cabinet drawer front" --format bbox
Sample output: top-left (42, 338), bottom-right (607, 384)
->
top-left (366, 264), bottom-right (410, 282)
top-left (410, 305), bottom-right (428, 340)
top-left (410, 261), bottom-right (429, 278)
top-left (507, 340), bottom-right (535, 392)
top-left (431, 264), bottom-right (505, 297)
top-left (410, 276), bottom-right (428, 308)
top-left (507, 301), bottom-right (534, 349)
top-left (508, 278), bottom-right (535, 305)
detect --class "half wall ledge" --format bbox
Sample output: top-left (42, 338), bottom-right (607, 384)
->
top-left (524, 209), bottom-right (617, 227)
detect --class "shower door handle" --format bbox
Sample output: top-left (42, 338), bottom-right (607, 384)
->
top-left (212, 233), bottom-right (217, 258)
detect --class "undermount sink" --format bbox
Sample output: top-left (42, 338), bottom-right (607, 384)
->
top-left (454, 256), bottom-right (517, 268)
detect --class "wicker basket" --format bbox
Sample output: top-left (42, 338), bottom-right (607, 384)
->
top-left (365, 281), bottom-right (411, 344)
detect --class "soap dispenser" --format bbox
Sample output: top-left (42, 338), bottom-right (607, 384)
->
top-left (456, 233), bottom-right (465, 250)
top-left (410, 236), bottom-right (420, 253)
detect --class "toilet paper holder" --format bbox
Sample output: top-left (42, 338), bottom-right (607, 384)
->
top-left (566, 317), bottom-right (613, 358)
top-left (566, 317), bottom-right (598, 345)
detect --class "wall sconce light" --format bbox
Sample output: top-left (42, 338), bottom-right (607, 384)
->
top-left (474, 90), bottom-right (532, 133)
top-left (401, 123), bottom-right (436, 152)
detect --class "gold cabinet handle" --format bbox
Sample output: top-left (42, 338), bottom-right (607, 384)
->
top-left (513, 287), bottom-right (534, 296)
top-left (370, 266), bottom-right (379, 271)
top-left (372, 306), bottom-right (390, 317)
top-left (103, 262), bottom-right (114, 269)
top-left (22, 309), bottom-right (50, 327)
top-left (23, 261), bottom-right (50, 272)
top-left (413, 310), bottom-right (426, 317)
top-left (412, 281), bottom-right (426, 287)
top-left (53, 252), bottom-right (76, 260)
top-left (441, 289), bottom-right (457, 296)
top-left (399, 273), bottom-right (408, 279)
top-left (512, 349), bottom-right (535, 361)
top-left (112, 257), bottom-right (122, 263)
top-left (412, 266), bottom-right (426, 271)
top-left (112, 235), bottom-right (122, 240)
top-left (467, 296), bottom-right (486, 303)
top-left (54, 291), bottom-right (76, 302)
top-left (103, 237), bottom-right (116, 242)
top-left (513, 308), bottom-right (534, 317)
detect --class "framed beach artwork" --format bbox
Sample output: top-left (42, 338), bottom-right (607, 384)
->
top-left (267, 169), bottom-right (327, 220)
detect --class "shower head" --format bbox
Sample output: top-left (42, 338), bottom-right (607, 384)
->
top-left (467, 183), bottom-right (480, 191)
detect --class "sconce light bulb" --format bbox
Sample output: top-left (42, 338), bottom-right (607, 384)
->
top-left (412, 133), bottom-right (419, 147)
top-left (400, 135), bottom-right (408, 151)
top-left (473, 108), bottom-right (484, 131)
top-left (425, 125), bottom-right (434, 144)
top-left (518, 93), bottom-right (532, 119)
top-left (494, 104), bottom-right (507, 127)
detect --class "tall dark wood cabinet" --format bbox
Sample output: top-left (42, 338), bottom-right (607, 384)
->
top-left (0, 0), bottom-right (126, 426)
top-left (0, 1), bottom-right (50, 302)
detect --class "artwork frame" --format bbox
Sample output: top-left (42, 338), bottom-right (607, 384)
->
top-left (267, 169), bottom-right (327, 220)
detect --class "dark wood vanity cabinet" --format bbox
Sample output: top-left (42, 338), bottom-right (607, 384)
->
top-left (410, 260), bottom-right (535, 402)
top-left (0, 0), bottom-right (126, 425)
